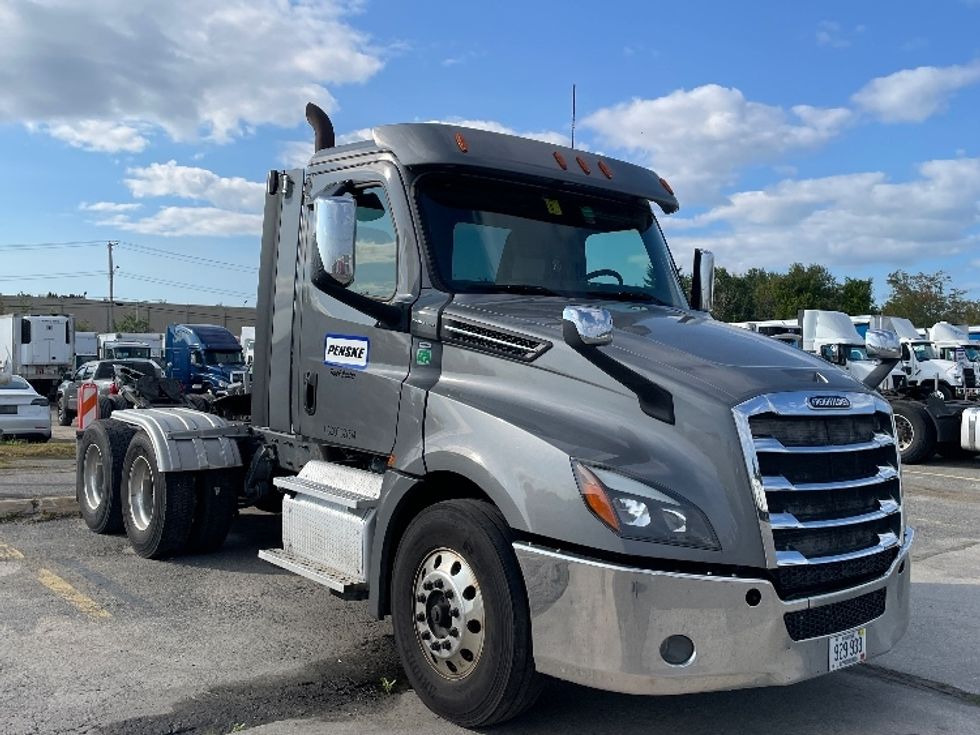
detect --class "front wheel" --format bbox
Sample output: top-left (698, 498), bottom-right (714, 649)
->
top-left (892, 401), bottom-right (936, 464)
top-left (391, 499), bottom-right (542, 727)
top-left (57, 395), bottom-right (74, 426)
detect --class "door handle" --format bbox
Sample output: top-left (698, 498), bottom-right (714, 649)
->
top-left (304, 371), bottom-right (318, 415)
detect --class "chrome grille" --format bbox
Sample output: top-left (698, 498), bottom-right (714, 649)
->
top-left (733, 392), bottom-right (902, 599)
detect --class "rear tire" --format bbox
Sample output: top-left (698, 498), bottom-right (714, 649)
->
top-left (892, 401), bottom-right (936, 464)
top-left (188, 470), bottom-right (239, 553)
top-left (120, 432), bottom-right (197, 559)
top-left (76, 420), bottom-right (137, 534)
top-left (391, 499), bottom-right (542, 727)
top-left (98, 396), bottom-right (116, 421)
top-left (185, 394), bottom-right (210, 412)
top-left (57, 396), bottom-right (74, 426)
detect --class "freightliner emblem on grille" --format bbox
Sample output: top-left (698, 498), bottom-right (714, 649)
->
top-left (807, 395), bottom-right (851, 409)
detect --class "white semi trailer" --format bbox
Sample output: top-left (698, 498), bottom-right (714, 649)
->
top-left (0, 313), bottom-right (74, 397)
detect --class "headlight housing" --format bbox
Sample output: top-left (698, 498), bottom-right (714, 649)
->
top-left (572, 461), bottom-right (720, 550)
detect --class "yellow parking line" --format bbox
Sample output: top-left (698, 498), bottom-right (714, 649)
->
top-left (0, 542), bottom-right (25, 560)
top-left (903, 469), bottom-right (980, 483)
top-left (36, 568), bottom-right (111, 620)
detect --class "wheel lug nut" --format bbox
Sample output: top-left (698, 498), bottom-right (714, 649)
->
top-left (442, 640), bottom-right (452, 651)
top-left (416, 612), bottom-right (426, 622)
top-left (421, 631), bottom-right (431, 640)
top-left (433, 579), bottom-right (444, 589)
top-left (430, 642), bottom-right (440, 652)
top-left (423, 582), bottom-right (433, 591)
top-left (450, 627), bottom-right (459, 638)
top-left (444, 590), bottom-right (454, 599)
top-left (416, 593), bottom-right (426, 602)
top-left (451, 608), bottom-right (460, 618)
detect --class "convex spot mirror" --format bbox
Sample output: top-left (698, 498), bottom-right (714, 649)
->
top-left (314, 194), bottom-right (357, 288)
top-left (865, 329), bottom-right (901, 360)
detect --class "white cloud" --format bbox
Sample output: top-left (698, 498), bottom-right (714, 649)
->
top-left (124, 161), bottom-right (264, 211)
top-left (79, 201), bottom-right (142, 213)
top-left (1, 1), bottom-right (383, 146)
top-left (816, 20), bottom-right (850, 48)
top-left (663, 157), bottom-right (980, 272)
top-left (101, 207), bottom-right (264, 237)
top-left (41, 119), bottom-right (148, 153)
top-left (584, 85), bottom-right (852, 203)
top-left (852, 60), bottom-right (980, 122)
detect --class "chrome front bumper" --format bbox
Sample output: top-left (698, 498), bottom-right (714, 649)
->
top-left (515, 528), bottom-right (913, 696)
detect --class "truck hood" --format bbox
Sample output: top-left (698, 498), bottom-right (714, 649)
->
top-left (447, 295), bottom-right (863, 406)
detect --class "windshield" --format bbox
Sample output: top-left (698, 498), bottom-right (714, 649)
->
top-left (205, 350), bottom-right (244, 365)
top-left (417, 174), bottom-right (687, 307)
top-left (110, 346), bottom-right (151, 359)
top-left (941, 345), bottom-right (980, 362)
top-left (95, 361), bottom-right (159, 379)
top-left (911, 342), bottom-right (938, 361)
top-left (846, 345), bottom-right (869, 361)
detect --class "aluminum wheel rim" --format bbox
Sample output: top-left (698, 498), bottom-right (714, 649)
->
top-left (413, 547), bottom-right (486, 680)
top-left (895, 414), bottom-right (913, 453)
top-left (82, 444), bottom-right (104, 511)
top-left (127, 455), bottom-right (155, 532)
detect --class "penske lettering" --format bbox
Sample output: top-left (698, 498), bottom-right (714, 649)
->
top-left (324, 335), bottom-right (370, 369)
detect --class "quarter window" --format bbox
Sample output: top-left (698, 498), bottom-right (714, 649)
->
top-left (350, 186), bottom-right (397, 300)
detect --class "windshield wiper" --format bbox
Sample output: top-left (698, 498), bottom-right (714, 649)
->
top-left (465, 284), bottom-right (564, 297)
top-left (587, 290), bottom-right (671, 306)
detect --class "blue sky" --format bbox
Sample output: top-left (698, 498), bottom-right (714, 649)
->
top-left (1, 0), bottom-right (979, 307)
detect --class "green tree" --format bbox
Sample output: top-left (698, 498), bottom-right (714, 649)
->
top-left (839, 277), bottom-right (875, 316)
top-left (114, 313), bottom-right (151, 332)
top-left (881, 270), bottom-right (980, 326)
top-left (768, 263), bottom-right (838, 319)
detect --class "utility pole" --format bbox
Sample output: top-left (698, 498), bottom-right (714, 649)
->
top-left (571, 83), bottom-right (577, 150)
top-left (107, 240), bottom-right (117, 330)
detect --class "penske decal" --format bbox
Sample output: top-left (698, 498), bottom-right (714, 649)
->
top-left (324, 334), bottom-right (370, 370)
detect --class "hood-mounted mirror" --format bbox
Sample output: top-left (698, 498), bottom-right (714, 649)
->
top-left (562, 306), bottom-right (613, 346)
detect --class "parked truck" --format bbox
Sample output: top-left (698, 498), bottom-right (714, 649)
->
top-left (801, 309), bottom-right (979, 463)
top-left (871, 316), bottom-right (969, 400)
top-left (98, 332), bottom-right (157, 361)
top-left (240, 326), bottom-right (256, 365)
top-left (0, 313), bottom-right (74, 397)
top-left (74, 105), bottom-right (941, 726)
top-left (164, 324), bottom-right (246, 396)
top-left (926, 322), bottom-right (980, 397)
top-left (74, 331), bottom-right (98, 369)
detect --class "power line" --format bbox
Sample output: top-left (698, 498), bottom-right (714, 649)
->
top-left (116, 272), bottom-right (253, 298)
top-left (0, 240), bottom-right (105, 251)
top-left (0, 270), bottom-right (106, 281)
top-left (117, 241), bottom-right (258, 272)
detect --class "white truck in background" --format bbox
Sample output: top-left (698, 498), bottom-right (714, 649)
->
top-left (97, 332), bottom-right (163, 361)
top-left (871, 316), bottom-right (967, 400)
top-left (74, 331), bottom-right (99, 369)
top-left (730, 318), bottom-right (802, 348)
top-left (239, 326), bottom-right (256, 365)
top-left (926, 322), bottom-right (980, 398)
top-left (0, 313), bottom-right (75, 397)
top-left (800, 310), bottom-right (882, 385)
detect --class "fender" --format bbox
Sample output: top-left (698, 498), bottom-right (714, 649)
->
top-left (110, 408), bottom-right (246, 473)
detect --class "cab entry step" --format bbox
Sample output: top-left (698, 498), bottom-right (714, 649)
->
top-left (258, 548), bottom-right (367, 599)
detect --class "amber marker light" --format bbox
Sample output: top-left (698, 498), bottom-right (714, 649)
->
top-left (659, 177), bottom-right (674, 196)
top-left (553, 151), bottom-right (568, 170)
top-left (573, 462), bottom-right (620, 533)
top-left (597, 159), bottom-right (613, 179)
top-left (454, 132), bottom-right (469, 153)
top-left (576, 156), bottom-right (591, 175)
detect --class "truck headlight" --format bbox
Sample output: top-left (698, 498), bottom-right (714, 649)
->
top-left (572, 461), bottom-right (720, 550)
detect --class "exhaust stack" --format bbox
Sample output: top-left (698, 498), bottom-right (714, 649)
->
top-left (305, 102), bottom-right (335, 153)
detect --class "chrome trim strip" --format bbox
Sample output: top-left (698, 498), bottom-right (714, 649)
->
top-left (735, 391), bottom-right (889, 418)
top-left (775, 532), bottom-right (900, 567)
top-left (769, 499), bottom-right (900, 530)
top-left (442, 323), bottom-right (546, 358)
top-left (763, 466), bottom-right (898, 493)
top-left (753, 432), bottom-right (894, 454)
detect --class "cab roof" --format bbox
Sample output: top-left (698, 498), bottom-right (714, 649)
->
top-left (309, 122), bottom-right (680, 214)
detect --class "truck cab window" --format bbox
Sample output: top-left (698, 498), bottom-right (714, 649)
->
top-left (349, 186), bottom-right (397, 300)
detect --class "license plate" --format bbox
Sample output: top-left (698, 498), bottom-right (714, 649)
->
top-left (0, 405), bottom-right (16, 414)
top-left (829, 627), bottom-right (866, 671)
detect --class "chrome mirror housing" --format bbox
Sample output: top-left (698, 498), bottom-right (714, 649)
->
top-left (690, 249), bottom-right (715, 313)
top-left (314, 194), bottom-right (357, 287)
top-left (562, 305), bottom-right (613, 346)
top-left (865, 329), bottom-right (901, 360)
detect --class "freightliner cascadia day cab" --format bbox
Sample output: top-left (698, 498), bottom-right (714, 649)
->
top-left (75, 104), bottom-right (924, 726)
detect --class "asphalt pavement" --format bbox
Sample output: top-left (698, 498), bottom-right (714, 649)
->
top-left (0, 456), bottom-right (978, 734)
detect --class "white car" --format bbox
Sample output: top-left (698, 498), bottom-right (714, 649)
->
top-left (0, 375), bottom-right (52, 442)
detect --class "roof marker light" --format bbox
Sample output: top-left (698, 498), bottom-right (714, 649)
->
top-left (659, 177), bottom-right (674, 196)
top-left (454, 132), bottom-right (469, 153)
top-left (597, 160), bottom-right (613, 179)
top-left (553, 151), bottom-right (568, 170)
top-left (576, 156), bottom-right (591, 175)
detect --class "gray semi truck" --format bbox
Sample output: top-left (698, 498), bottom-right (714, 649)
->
top-left (76, 105), bottom-right (914, 726)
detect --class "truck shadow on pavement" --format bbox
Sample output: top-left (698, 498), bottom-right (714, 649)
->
top-left (174, 511), bottom-right (284, 574)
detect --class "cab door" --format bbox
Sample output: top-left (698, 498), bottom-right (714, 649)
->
top-left (294, 162), bottom-right (417, 456)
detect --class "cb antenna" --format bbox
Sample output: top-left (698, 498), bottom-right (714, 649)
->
top-left (571, 83), bottom-right (577, 149)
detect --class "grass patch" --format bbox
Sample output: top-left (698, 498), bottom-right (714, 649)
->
top-left (0, 441), bottom-right (76, 468)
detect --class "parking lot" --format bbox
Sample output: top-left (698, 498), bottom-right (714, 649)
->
top-left (0, 422), bottom-right (978, 734)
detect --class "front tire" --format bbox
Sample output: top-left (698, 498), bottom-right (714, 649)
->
top-left (892, 401), bottom-right (936, 464)
top-left (120, 432), bottom-right (197, 559)
top-left (391, 499), bottom-right (542, 727)
top-left (76, 419), bottom-right (137, 534)
top-left (57, 395), bottom-right (74, 426)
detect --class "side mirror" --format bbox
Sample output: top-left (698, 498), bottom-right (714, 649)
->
top-left (827, 343), bottom-right (843, 365)
top-left (562, 305), bottom-right (613, 346)
top-left (689, 249), bottom-right (715, 312)
top-left (314, 195), bottom-right (357, 288)
top-left (865, 329), bottom-right (901, 360)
